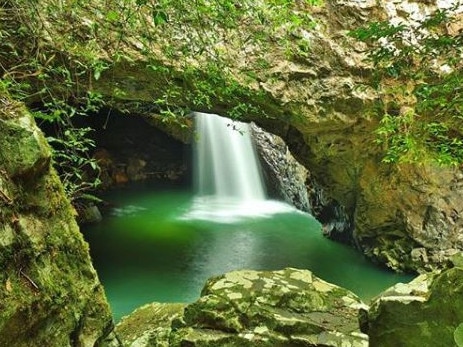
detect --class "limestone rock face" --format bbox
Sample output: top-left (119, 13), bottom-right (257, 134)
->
top-left (364, 264), bottom-right (463, 347)
top-left (251, 0), bottom-right (463, 272)
top-left (115, 268), bottom-right (369, 347)
top-left (251, 123), bottom-right (312, 213)
top-left (265, 0), bottom-right (463, 272)
top-left (0, 95), bottom-right (114, 346)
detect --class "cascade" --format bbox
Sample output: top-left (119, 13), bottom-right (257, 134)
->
top-left (183, 112), bottom-right (293, 222)
top-left (194, 112), bottom-right (266, 200)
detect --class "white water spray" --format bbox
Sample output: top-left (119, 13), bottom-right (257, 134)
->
top-left (195, 112), bottom-right (265, 200)
top-left (183, 112), bottom-right (294, 222)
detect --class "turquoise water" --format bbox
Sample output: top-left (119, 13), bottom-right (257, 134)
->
top-left (83, 182), bottom-right (414, 321)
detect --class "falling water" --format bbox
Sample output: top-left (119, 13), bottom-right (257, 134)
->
top-left (183, 112), bottom-right (294, 222)
top-left (194, 112), bottom-right (266, 199)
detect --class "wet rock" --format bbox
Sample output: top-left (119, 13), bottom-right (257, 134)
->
top-left (127, 157), bottom-right (147, 181)
top-left (78, 203), bottom-right (103, 224)
top-left (251, 123), bottom-right (312, 213)
top-left (116, 268), bottom-right (369, 347)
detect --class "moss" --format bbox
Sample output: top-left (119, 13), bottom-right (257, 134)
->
top-left (0, 91), bottom-right (113, 346)
top-left (368, 268), bottom-right (463, 346)
top-left (0, 114), bottom-right (50, 179)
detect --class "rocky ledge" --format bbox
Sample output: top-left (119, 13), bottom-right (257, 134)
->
top-left (114, 261), bottom-right (463, 347)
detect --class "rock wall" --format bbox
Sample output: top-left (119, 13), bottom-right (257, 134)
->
top-left (248, 0), bottom-right (463, 272)
top-left (279, 0), bottom-right (463, 272)
top-left (251, 123), bottom-right (312, 213)
top-left (251, 122), bottom-right (354, 243)
top-left (0, 93), bottom-right (114, 346)
top-left (85, 0), bottom-right (463, 272)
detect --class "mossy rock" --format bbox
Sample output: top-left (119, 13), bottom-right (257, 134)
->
top-left (0, 93), bottom-right (114, 346)
top-left (366, 268), bottom-right (463, 346)
top-left (117, 268), bottom-right (369, 347)
top-left (0, 106), bottom-right (50, 179)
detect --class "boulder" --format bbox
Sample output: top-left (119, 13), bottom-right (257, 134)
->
top-left (115, 303), bottom-right (186, 347)
top-left (0, 104), bottom-right (50, 179)
top-left (115, 268), bottom-right (369, 347)
top-left (365, 263), bottom-right (463, 346)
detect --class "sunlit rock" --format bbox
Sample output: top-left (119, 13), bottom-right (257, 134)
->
top-left (116, 268), bottom-right (369, 347)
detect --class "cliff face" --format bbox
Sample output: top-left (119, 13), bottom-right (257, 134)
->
top-left (0, 92), bottom-right (113, 346)
top-left (4, 0), bottom-right (463, 273)
top-left (270, 0), bottom-right (463, 272)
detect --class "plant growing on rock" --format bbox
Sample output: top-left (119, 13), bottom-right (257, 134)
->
top-left (0, 0), bottom-right (106, 207)
top-left (350, 4), bottom-right (463, 165)
top-left (1, 0), bottom-right (324, 206)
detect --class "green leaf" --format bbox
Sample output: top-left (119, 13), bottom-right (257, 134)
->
top-left (94, 69), bottom-right (101, 81)
top-left (455, 323), bottom-right (463, 347)
top-left (106, 10), bottom-right (120, 22)
top-left (152, 10), bottom-right (168, 26)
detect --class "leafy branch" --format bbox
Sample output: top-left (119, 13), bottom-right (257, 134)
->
top-left (350, 4), bottom-right (463, 165)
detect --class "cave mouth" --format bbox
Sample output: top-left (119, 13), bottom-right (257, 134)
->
top-left (85, 108), bottom-right (192, 190)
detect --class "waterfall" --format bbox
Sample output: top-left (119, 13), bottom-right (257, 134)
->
top-left (182, 112), bottom-right (294, 222)
top-left (194, 112), bottom-right (266, 200)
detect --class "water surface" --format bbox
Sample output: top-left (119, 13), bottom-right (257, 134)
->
top-left (83, 182), bottom-right (414, 321)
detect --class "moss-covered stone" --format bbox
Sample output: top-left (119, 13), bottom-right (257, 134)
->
top-left (115, 302), bottom-right (185, 347)
top-left (116, 268), bottom-right (369, 347)
top-left (0, 92), bottom-right (114, 346)
top-left (0, 103), bottom-right (50, 179)
top-left (366, 266), bottom-right (463, 346)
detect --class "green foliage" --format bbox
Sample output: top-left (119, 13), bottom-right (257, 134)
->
top-left (32, 90), bottom-right (103, 203)
top-left (350, 5), bottom-right (463, 165)
top-left (46, 127), bottom-right (101, 203)
top-left (455, 323), bottom-right (463, 347)
top-left (0, 1), bottom-right (109, 204)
